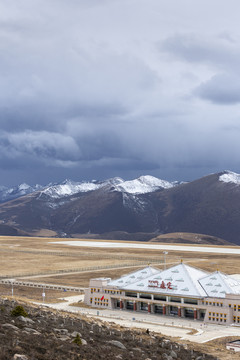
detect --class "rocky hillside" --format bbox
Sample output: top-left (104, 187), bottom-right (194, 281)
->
top-left (0, 299), bottom-right (217, 360)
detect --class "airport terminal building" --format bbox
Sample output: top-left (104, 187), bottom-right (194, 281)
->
top-left (84, 262), bottom-right (240, 325)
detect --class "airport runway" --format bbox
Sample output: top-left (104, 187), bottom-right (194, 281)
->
top-left (51, 240), bottom-right (240, 255)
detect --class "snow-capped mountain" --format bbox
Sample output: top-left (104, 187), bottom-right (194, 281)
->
top-left (219, 170), bottom-right (240, 185)
top-left (0, 183), bottom-right (43, 203)
top-left (0, 175), bottom-right (175, 203)
top-left (39, 175), bottom-right (175, 198)
top-left (39, 179), bottom-right (103, 199)
top-left (114, 175), bottom-right (174, 194)
top-left (38, 175), bottom-right (176, 199)
top-left (1, 170), bottom-right (240, 245)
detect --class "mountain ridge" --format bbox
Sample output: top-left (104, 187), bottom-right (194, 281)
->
top-left (0, 170), bottom-right (240, 244)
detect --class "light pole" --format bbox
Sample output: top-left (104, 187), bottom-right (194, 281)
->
top-left (42, 287), bottom-right (45, 303)
top-left (163, 251), bottom-right (168, 270)
top-left (11, 281), bottom-right (14, 297)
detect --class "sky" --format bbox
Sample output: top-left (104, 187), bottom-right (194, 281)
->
top-left (1, 0), bottom-right (240, 186)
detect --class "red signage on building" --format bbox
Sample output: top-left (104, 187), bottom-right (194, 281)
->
top-left (148, 280), bottom-right (173, 290)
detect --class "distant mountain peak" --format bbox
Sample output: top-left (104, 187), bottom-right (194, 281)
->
top-left (40, 180), bottom-right (102, 199)
top-left (36, 175), bottom-right (176, 199)
top-left (102, 177), bottom-right (124, 186)
top-left (219, 170), bottom-right (240, 185)
top-left (114, 175), bottom-right (174, 194)
top-left (18, 183), bottom-right (31, 190)
top-left (0, 183), bottom-right (43, 203)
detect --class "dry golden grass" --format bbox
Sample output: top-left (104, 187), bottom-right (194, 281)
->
top-left (183, 337), bottom-right (240, 360)
top-left (0, 235), bottom-right (240, 302)
top-left (0, 283), bottom-right (77, 302)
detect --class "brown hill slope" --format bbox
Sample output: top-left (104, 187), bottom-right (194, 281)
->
top-left (149, 232), bottom-right (234, 246)
top-left (147, 172), bottom-right (240, 244)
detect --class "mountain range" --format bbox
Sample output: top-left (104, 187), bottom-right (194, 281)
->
top-left (0, 171), bottom-right (240, 245)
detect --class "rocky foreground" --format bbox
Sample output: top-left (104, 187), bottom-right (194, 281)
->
top-left (0, 298), bottom-right (217, 360)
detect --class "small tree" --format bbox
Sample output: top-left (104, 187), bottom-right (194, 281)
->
top-left (11, 305), bottom-right (28, 317)
top-left (73, 333), bottom-right (82, 346)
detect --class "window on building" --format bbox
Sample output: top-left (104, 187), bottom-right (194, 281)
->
top-left (126, 292), bottom-right (137, 298)
top-left (184, 298), bottom-right (198, 305)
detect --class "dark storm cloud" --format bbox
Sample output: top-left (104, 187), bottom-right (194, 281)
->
top-left (194, 73), bottom-right (240, 104)
top-left (160, 33), bottom-right (240, 105)
top-left (1, 0), bottom-right (240, 185)
top-left (0, 130), bottom-right (79, 165)
top-left (161, 33), bottom-right (239, 68)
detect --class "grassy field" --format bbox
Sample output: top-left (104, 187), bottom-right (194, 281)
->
top-left (0, 235), bottom-right (240, 294)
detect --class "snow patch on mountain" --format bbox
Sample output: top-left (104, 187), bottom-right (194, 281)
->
top-left (219, 171), bottom-right (240, 185)
top-left (0, 183), bottom-right (42, 202)
top-left (114, 175), bottom-right (174, 194)
top-left (103, 177), bottom-right (124, 186)
top-left (40, 180), bottom-right (103, 199)
top-left (122, 192), bottom-right (146, 213)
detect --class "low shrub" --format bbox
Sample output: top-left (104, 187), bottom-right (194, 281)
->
top-left (72, 333), bottom-right (82, 346)
top-left (11, 305), bottom-right (28, 317)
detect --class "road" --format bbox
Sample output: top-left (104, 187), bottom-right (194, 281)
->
top-left (37, 294), bottom-right (240, 344)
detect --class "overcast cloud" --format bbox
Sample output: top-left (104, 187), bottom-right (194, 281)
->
top-left (1, 0), bottom-right (240, 185)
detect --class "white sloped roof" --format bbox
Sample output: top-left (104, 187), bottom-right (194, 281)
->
top-left (107, 266), bottom-right (160, 288)
top-left (199, 271), bottom-right (240, 298)
top-left (122, 263), bottom-right (208, 298)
